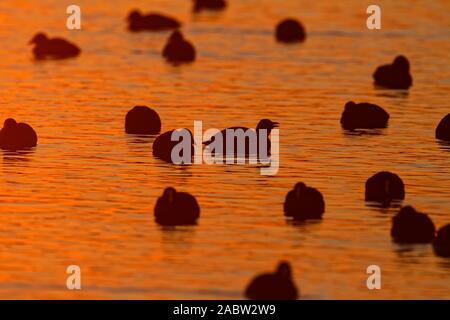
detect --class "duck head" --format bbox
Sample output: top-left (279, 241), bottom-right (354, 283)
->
top-left (163, 187), bottom-right (177, 203)
top-left (256, 119), bottom-right (279, 134)
top-left (393, 55), bottom-right (410, 72)
top-left (399, 205), bottom-right (416, 216)
top-left (127, 10), bottom-right (142, 22)
top-left (276, 261), bottom-right (293, 279)
top-left (168, 30), bottom-right (184, 43)
top-left (344, 101), bottom-right (357, 111)
top-left (29, 33), bottom-right (48, 45)
top-left (3, 118), bottom-right (17, 129)
top-left (294, 182), bottom-right (306, 198)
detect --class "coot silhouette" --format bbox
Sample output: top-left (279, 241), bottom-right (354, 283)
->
top-left (433, 224), bottom-right (450, 258)
top-left (284, 182), bottom-right (325, 220)
top-left (152, 129), bottom-right (194, 164)
top-left (340, 101), bottom-right (389, 130)
top-left (125, 106), bottom-right (161, 135)
top-left (0, 118), bottom-right (38, 150)
top-left (193, 0), bottom-right (227, 12)
top-left (435, 114), bottom-right (450, 142)
top-left (391, 206), bottom-right (436, 244)
top-left (245, 261), bottom-right (298, 300)
top-left (154, 187), bottom-right (200, 226)
top-left (203, 119), bottom-right (278, 157)
top-left (29, 33), bottom-right (81, 60)
top-left (127, 10), bottom-right (181, 32)
top-left (162, 31), bottom-right (196, 64)
top-left (275, 19), bottom-right (306, 43)
top-left (365, 171), bottom-right (405, 205)
top-left (373, 55), bottom-right (412, 89)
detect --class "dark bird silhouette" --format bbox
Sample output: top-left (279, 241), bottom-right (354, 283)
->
top-left (29, 33), bottom-right (81, 60)
top-left (125, 106), bottom-right (161, 135)
top-left (203, 119), bottom-right (278, 158)
top-left (193, 0), bottom-right (227, 12)
top-left (0, 118), bottom-right (38, 150)
top-left (162, 31), bottom-right (196, 64)
top-left (391, 206), bottom-right (436, 244)
top-left (284, 182), bottom-right (325, 220)
top-left (340, 101), bottom-right (389, 130)
top-left (435, 114), bottom-right (450, 142)
top-left (127, 10), bottom-right (181, 32)
top-left (245, 261), bottom-right (299, 300)
top-left (152, 129), bottom-right (194, 164)
top-left (365, 171), bottom-right (405, 205)
top-left (275, 19), bottom-right (306, 43)
top-left (154, 187), bottom-right (200, 226)
top-left (433, 224), bottom-right (450, 258)
top-left (373, 55), bottom-right (412, 89)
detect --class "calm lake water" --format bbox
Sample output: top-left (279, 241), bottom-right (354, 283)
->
top-left (0, 0), bottom-right (449, 299)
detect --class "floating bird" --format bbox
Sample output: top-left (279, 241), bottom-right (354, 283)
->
top-left (365, 171), bottom-right (405, 205)
top-left (0, 118), bottom-right (38, 150)
top-left (340, 101), bottom-right (389, 130)
top-left (284, 182), bottom-right (325, 220)
top-left (433, 224), bottom-right (450, 258)
top-left (152, 129), bottom-right (194, 164)
top-left (163, 31), bottom-right (196, 64)
top-left (29, 33), bottom-right (81, 60)
top-left (435, 114), bottom-right (450, 142)
top-left (154, 187), bottom-right (200, 226)
top-left (245, 261), bottom-right (299, 300)
top-left (373, 55), bottom-right (412, 89)
top-left (193, 0), bottom-right (227, 12)
top-left (127, 10), bottom-right (181, 32)
top-left (203, 119), bottom-right (278, 158)
top-left (125, 106), bottom-right (161, 135)
top-left (275, 19), bottom-right (306, 43)
top-left (391, 206), bottom-right (436, 244)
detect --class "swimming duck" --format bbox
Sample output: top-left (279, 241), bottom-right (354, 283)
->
top-left (391, 206), bottom-right (436, 244)
top-left (365, 171), bottom-right (405, 205)
top-left (275, 19), bottom-right (306, 43)
top-left (152, 129), bottom-right (194, 164)
top-left (193, 0), bottom-right (227, 12)
top-left (162, 31), bottom-right (196, 64)
top-left (29, 33), bottom-right (81, 60)
top-left (154, 187), bottom-right (200, 226)
top-left (373, 55), bottom-right (412, 89)
top-left (340, 101), bottom-right (389, 130)
top-left (435, 114), bottom-right (450, 142)
top-left (127, 10), bottom-right (181, 32)
top-left (125, 106), bottom-right (161, 135)
top-left (284, 182), bottom-right (325, 220)
top-left (433, 224), bottom-right (450, 258)
top-left (0, 118), bottom-right (38, 150)
top-left (245, 261), bottom-right (299, 300)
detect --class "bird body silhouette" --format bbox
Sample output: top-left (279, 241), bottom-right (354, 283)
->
top-left (125, 106), bottom-right (161, 135)
top-left (433, 224), bottom-right (450, 258)
top-left (373, 55), bottom-right (412, 89)
top-left (284, 182), bottom-right (325, 220)
top-left (29, 33), bottom-right (80, 60)
top-left (152, 129), bottom-right (194, 164)
top-left (193, 0), bottom-right (227, 12)
top-left (391, 206), bottom-right (436, 244)
top-left (0, 118), bottom-right (37, 150)
top-left (163, 31), bottom-right (196, 64)
top-left (127, 10), bottom-right (180, 32)
top-left (154, 187), bottom-right (200, 226)
top-left (365, 171), bottom-right (405, 205)
top-left (340, 101), bottom-right (389, 130)
top-left (245, 261), bottom-right (298, 300)
top-left (435, 114), bottom-right (450, 141)
top-left (275, 19), bottom-right (306, 43)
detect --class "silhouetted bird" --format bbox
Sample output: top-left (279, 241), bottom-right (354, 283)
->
top-left (193, 0), bottom-right (227, 12)
top-left (0, 118), bottom-right (38, 150)
top-left (125, 106), bottom-right (161, 135)
top-left (391, 206), bottom-right (436, 244)
top-left (154, 187), bottom-right (200, 226)
top-left (152, 129), bottom-right (194, 164)
top-left (29, 33), bottom-right (80, 60)
top-left (340, 101), bottom-right (389, 130)
top-left (275, 19), bottom-right (306, 43)
top-left (433, 224), bottom-right (450, 258)
top-left (162, 31), bottom-right (196, 64)
top-left (245, 261), bottom-right (299, 300)
top-left (365, 171), bottom-right (405, 205)
top-left (284, 182), bottom-right (325, 220)
top-left (203, 119), bottom-right (278, 157)
top-left (435, 114), bottom-right (450, 142)
top-left (373, 55), bottom-right (412, 89)
top-left (127, 10), bottom-right (181, 32)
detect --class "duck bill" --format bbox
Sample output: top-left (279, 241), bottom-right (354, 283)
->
top-left (272, 122), bottom-right (280, 128)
